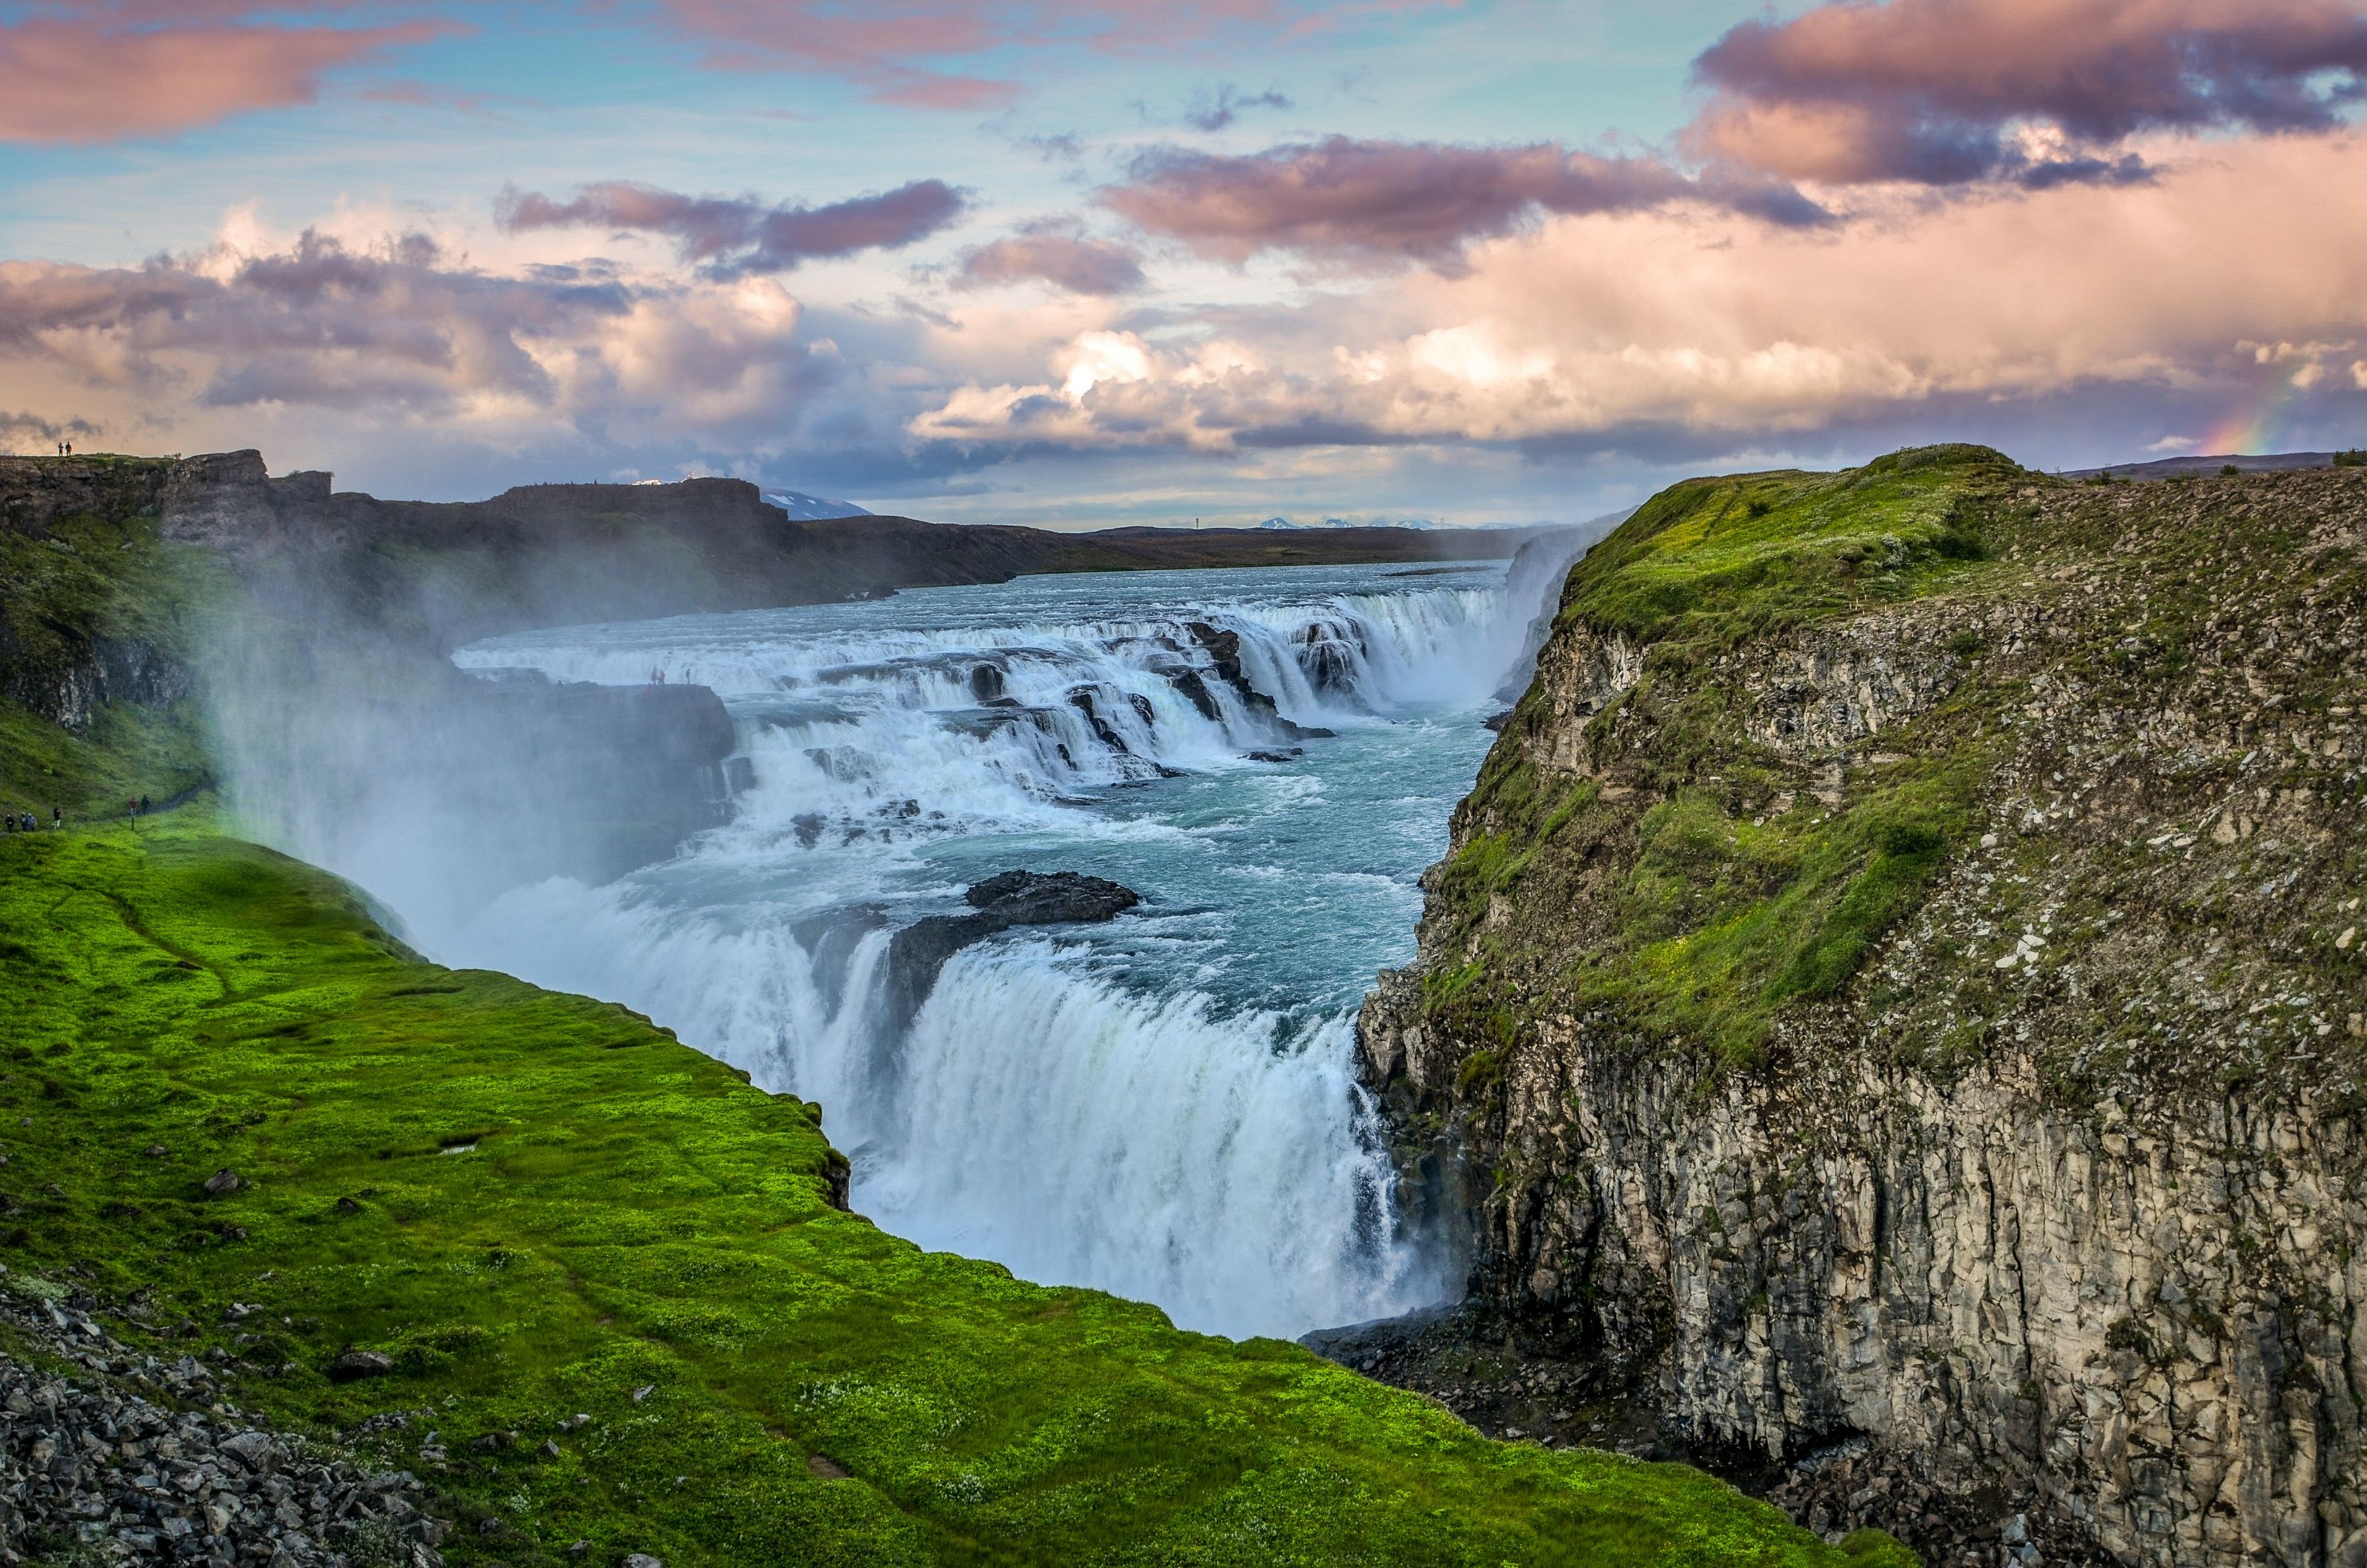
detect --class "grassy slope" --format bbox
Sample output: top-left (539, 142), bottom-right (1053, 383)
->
top-left (1424, 446), bottom-right (2023, 1064)
top-left (1417, 448), bottom-right (2367, 1088)
top-left (0, 813), bottom-right (1902, 1568)
top-left (0, 501), bottom-right (218, 814)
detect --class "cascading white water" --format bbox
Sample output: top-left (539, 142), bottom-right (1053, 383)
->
top-left (423, 561), bottom-right (1533, 1339)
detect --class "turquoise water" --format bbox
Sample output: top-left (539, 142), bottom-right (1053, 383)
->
top-left (440, 561), bottom-right (1532, 1337)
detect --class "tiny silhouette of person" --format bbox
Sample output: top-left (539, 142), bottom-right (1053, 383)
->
top-left (140, 794), bottom-right (151, 814)
top-left (52, 806), bottom-right (62, 830)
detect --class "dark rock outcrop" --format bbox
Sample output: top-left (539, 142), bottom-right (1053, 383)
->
top-left (882, 871), bottom-right (1141, 1034)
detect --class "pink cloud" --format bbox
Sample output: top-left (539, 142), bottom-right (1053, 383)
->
top-left (649, 0), bottom-right (1413, 108)
top-left (1686, 0), bottom-right (2367, 187)
top-left (498, 179), bottom-right (967, 275)
top-left (0, 227), bottom-right (838, 440)
top-left (1099, 137), bottom-right (1825, 269)
top-left (957, 233), bottom-right (1146, 295)
top-left (0, 14), bottom-right (442, 143)
top-left (916, 133), bottom-right (2367, 452)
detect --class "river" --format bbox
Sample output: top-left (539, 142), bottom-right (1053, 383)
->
top-left (423, 558), bottom-right (1541, 1339)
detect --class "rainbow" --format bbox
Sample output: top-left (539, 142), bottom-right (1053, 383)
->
top-left (2203, 364), bottom-right (2303, 456)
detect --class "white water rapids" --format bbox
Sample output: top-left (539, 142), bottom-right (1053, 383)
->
top-left (365, 560), bottom-right (1560, 1338)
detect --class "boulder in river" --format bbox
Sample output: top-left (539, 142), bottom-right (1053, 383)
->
top-left (882, 871), bottom-right (1140, 1035)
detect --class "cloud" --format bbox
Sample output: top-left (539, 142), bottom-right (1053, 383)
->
top-left (1185, 83), bottom-right (1292, 131)
top-left (1686, 0), bottom-right (2367, 187)
top-left (957, 234), bottom-right (1147, 295)
top-left (0, 10), bottom-right (444, 143)
top-left (0, 408), bottom-right (100, 451)
top-left (496, 179), bottom-right (966, 275)
top-left (917, 132), bottom-right (2367, 455)
top-left (0, 226), bottom-right (842, 446)
top-left (1099, 136), bottom-right (1826, 268)
top-left (649, 0), bottom-right (1413, 110)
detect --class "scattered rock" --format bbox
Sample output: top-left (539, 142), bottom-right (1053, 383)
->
top-left (329, 1349), bottom-right (396, 1382)
top-left (201, 1168), bottom-right (243, 1198)
top-left (142, 1144), bottom-right (167, 1158)
top-left (0, 1285), bottom-right (446, 1567)
top-left (336, 1196), bottom-right (363, 1213)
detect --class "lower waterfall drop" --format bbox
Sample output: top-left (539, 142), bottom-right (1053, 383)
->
top-left (428, 561), bottom-right (1537, 1338)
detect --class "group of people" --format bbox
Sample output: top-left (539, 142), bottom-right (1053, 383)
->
top-left (0, 797), bottom-right (155, 834)
top-left (52, 440), bottom-right (74, 456)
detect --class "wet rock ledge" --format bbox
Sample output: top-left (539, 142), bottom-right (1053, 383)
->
top-left (882, 870), bottom-right (1141, 1031)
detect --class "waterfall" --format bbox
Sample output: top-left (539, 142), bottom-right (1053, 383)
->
top-left (413, 563), bottom-right (1531, 1338)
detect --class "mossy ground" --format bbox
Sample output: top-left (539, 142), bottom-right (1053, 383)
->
top-left (1, 501), bottom-right (219, 815)
top-left (1427, 448), bottom-right (2023, 1063)
top-left (0, 811), bottom-right (1902, 1568)
top-left (1412, 448), bottom-right (2365, 1091)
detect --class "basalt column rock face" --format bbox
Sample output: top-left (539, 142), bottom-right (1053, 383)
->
top-left (1357, 451), bottom-right (2367, 1568)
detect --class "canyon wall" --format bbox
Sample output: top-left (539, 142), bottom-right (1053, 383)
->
top-left (1360, 451), bottom-right (2367, 1566)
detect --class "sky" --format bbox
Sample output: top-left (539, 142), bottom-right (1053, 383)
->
top-left (2, 0), bottom-right (2365, 529)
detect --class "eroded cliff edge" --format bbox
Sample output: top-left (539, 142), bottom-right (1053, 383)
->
top-left (1357, 447), bottom-right (2367, 1568)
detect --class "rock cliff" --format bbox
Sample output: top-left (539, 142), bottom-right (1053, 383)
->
top-left (1358, 448), bottom-right (2367, 1568)
top-left (6, 449), bottom-right (1519, 655)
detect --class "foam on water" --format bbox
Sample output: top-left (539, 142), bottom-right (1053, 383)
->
top-left (424, 561), bottom-right (1542, 1338)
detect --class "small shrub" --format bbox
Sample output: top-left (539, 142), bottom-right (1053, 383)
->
top-left (2220, 464), bottom-right (2241, 476)
top-left (2335, 449), bottom-right (2365, 468)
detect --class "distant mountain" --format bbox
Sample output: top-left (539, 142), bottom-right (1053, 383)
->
top-left (1256, 514), bottom-right (1429, 530)
top-left (763, 489), bottom-right (873, 520)
top-left (2060, 450), bottom-right (2353, 480)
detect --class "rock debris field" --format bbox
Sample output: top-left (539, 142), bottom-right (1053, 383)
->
top-left (0, 1273), bottom-right (448, 1568)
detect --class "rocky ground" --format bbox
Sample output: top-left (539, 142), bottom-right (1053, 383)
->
top-left (0, 1272), bottom-right (448, 1568)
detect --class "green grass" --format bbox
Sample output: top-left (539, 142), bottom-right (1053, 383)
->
top-left (0, 812), bottom-right (1907, 1568)
top-left (1553, 444), bottom-right (2015, 659)
top-left (0, 698), bottom-right (211, 818)
top-left (1593, 755), bottom-right (1983, 1058)
top-left (1426, 447), bottom-right (2023, 1063)
top-left (1, 501), bottom-right (223, 813)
